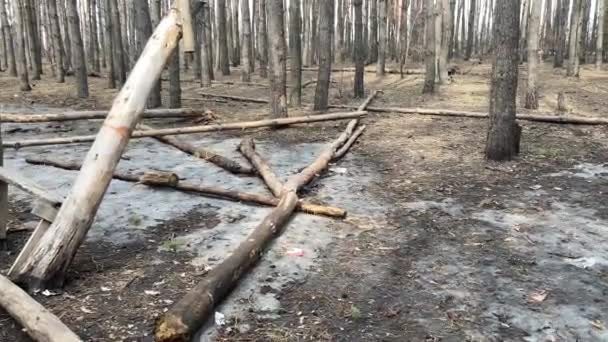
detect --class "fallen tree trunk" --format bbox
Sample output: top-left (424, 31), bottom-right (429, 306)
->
top-left (155, 110), bottom-right (366, 341)
top-left (10, 10), bottom-right (184, 290)
top-left (333, 124), bottom-right (367, 160)
top-left (25, 156), bottom-right (345, 218)
top-left (138, 124), bottom-right (255, 175)
top-left (4, 111), bottom-right (367, 148)
top-left (0, 108), bottom-right (204, 123)
top-left (300, 66), bottom-right (425, 75)
top-left (329, 105), bottom-right (608, 125)
top-left (238, 138), bottom-right (284, 196)
top-left (198, 92), bottom-right (269, 103)
top-left (0, 274), bottom-right (82, 342)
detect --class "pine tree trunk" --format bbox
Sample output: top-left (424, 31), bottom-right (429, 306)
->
top-left (256, 0), bottom-right (268, 77)
top-left (368, 0), bottom-right (378, 63)
top-left (23, 0), bottom-right (41, 79)
top-left (554, 0), bottom-right (566, 67)
top-left (423, 0), bottom-right (436, 93)
top-left (47, 0), bottom-right (65, 82)
top-left (217, 0), bottom-right (230, 75)
top-left (231, 0), bottom-right (240, 66)
top-left (91, 0), bottom-right (101, 73)
top-left (485, 0), bottom-right (521, 161)
top-left (169, 46), bottom-right (181, 108)
top-left (448, 0), bottom-right (456, 59)
top-left (438, 0), bottom-right (450, 83)
top-left (12, 0), bottom-right (31, 91)
top-left (110, 0), bottom-right (126, 86)
top-left (465, 0), bottom-right (475, 60)
top-left (579, 0), bottom-right (590, 64)
top-left (60, 1), bottom-right (72, 72)
top-left (598, 0), bottom-right (605, 68)
top-left (354, 0), bottom-right (364, 98)
top-left (288, 0), bottom-right (302, 105)
top-left (134, 0), bottom-right (161, 108)
top-left (525, 0), bottom-right (541, 109)
top-left (376, 0), bottom-right (386, 76)
top-left (241, 0), bottom-right (253, 82)
top-left (567, 0), bottom-right (582, 76)
top-left (0, 0), bottom-right (16, 76)
top-left (313, 0), bottom-right (334, 111)
top-left (66, 0), bottom-right (89, 97)
top-left (101, 0), bottom-right (115, 88)
top-left (200, 0), bottom-right (213, 86)
top-left (399, 0), bottom-right (409, 77)
top-left (266, 0), bottom-right (288, 118)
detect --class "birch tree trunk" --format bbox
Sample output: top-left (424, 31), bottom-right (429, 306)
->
top-left (0, 0), bottom-right (16, 76)
top-left (598, 0), bottom-right (605, 69)
top-left (376, 0), bottom-right (386, 76)
top-left (10, 11), bottom-right (183, 289)
top-left (217, 0), bottom-right (230, 75)
top-left (567, 0), bottom-right (582, 76)
top-left (465, 0), bottom-right (476, 60)
top-left (485, 0), bottom-right (521, 161)
top-left (423, 0), bottom-right (436, 94)
top-left (525, 0), bottom-right (541, 109)
top-left (66, 0), bottom-right (89, 97)
top-left (288, 0), bottom-right (302, 105)
top-left (240, 0), bottom-right (252, 82)
top-left (12, 0), bottom-right (31, 91)
top-left (354, 0), bottom-right (364, 98)
top-left (313, 0), bottom-right (334, 111)
top-left (266, 0), bottom-right (288, 118)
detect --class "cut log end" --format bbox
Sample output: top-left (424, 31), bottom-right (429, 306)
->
top-left (139, 171), bottom-right (179, 187)
top-left (154, 317), bottom-right (190, 342)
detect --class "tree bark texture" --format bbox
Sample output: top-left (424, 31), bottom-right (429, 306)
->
top-left (525, 0), bottom-right (542, 109)
top-left (288, 0), bottom-right (302, 105)
top-left (66, 0), bottom-right (89, 97)
top-left (423, 0), bottom-right (436, 93)
top-left (266, 0), bottom-right (288, 118)
top-left (12, 0), bottom-right (31, 91)
top-left (354, 0), bottom-right (365, 98)
top-left (313, 0), bottom-right (334, 111)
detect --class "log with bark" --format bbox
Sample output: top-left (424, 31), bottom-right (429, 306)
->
top-left (25, 156), bottom-right (346, 218)
top-left (4, 111), bottom-right (367, 148)
top-left (299, 66), bottom-right (425, 75)
top-left (0, 108), bottom-right (206, 123)
top-left (328, 105), bottom-right (608, 125)
top-left (198, 91), bottom-right (269, 103)
top-left (138, 124), bottom-right (254, 175)
top-left (238, 138), bottom-right (284, 196)
top-left (154, 110), bottom-right (367, 342)
top-left (0, 274), bottom-right (82, 342)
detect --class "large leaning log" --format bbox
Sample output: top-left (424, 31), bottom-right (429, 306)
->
top-left (9, 10), bottom-right (184, 290)
top-left (155, 112), bottom-right (367, 341)
top-left (25, 156), bottom-right (346, 218)
top-left (4, 111), bottom-right (367, 148)
top-left (0, 108), bottom-right (205, 123)
top-left (138, 124), bottom-right (255, 175)
top-left (0, 274), bottom-right (82, 342)
top-left (328, 104), bottom-right (608, 125)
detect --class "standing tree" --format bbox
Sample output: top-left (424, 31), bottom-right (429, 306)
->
top-left (525, 0), bottom-right (542, 109)
top-left (47, 0), bottom-right (65, 83)
top-left (376, 0), bottom-right (386, 76)
top-left (597, 0), bottom-right (604, 69)
top-left (288, 0), bottom-right (302, 105)
top-left (266, 0), bottom-right (288, 118)
top-left (354, 0), bottom-right (365, 98)
top-left (200, 0), bottom-right (213, 87)
top-left (66, 0), bottom-right (89, 97)
top-left (567, 0), bottom-right (582, 77)
top-left (230, 0), bottom-right (240, 66)
top-left (465, 0), bottom-right (476, 60)
top-left (217, 0), bottom-right (230, 75)
top-left (110, 0), bottom-right (126, 86)
top-left (12, 0), bottom-right (31, 91)
top-left (22, 0), bottom-right (41, 80)
top-left (485, 0), bottom-right (521, 161)
top-left (256, 0), bottom-right (268, 78)
top-left (101, 0), bottom-right (115, 88)
top-left (134, 0), bottom-right (161, 108)
top-left (368, 0), bottom-right (378, 63)
top-left (422, 0), bottom-right (436, 94)
top-left (240, 0), bottom-right (252, 82)
top-left (398, 0), bottom-right (408, 78)
top-left (169, 46), bottom-right (181, 108)
top-left (0, 0), bottom-right (16, 77)
top-left (438, 0), bottom-right (451, 84)
top-left (554, 0), bottom-right (566, 68)
top-left (313, 0), bottom-right (334, 111)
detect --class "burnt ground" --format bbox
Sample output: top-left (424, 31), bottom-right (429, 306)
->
top-left (1, 61), bottom-right (608, 342)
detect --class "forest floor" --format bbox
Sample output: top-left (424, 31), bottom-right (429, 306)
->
top-left (0, 60), bottom-right (608, 342)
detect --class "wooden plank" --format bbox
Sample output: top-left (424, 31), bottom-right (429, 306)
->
top-left (0, 167), bottom-right (64, 205)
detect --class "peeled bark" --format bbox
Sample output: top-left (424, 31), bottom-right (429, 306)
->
top-left (525, 0), bottom-right (542, 109)
top-left (485, 0), bottom-right (521, 161)
top-left (353, 0), bottom-right (365, 98)
top-left (9, 11), bottom-right (182, 290)
top-left (422, 0), bottom-right (436, 94)
top-left (313, 0), bottom-right (334, 111)
top-left (66, 0), bottom-right (89, 97)
top-left (12, 0), bottom-right (31, 91)
top-left (266, 0), bottom-right (288, 118)
top-left (376, 0), bottom-right (387, 76)
top-left (288, 0), bottom-right (302, 106)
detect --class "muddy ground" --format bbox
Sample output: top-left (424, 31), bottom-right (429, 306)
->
top-left (1, 61), bottom-right (608, 342)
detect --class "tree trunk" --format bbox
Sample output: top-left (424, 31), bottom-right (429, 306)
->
top-left (368, 0), bottom-right (378, 63)
top-left (579, 0), bottom-right (590, 64)
top-left (423, 0), bottom-right (436, 93)
top-left (100, 0), bottom-right (115, 88)
top-left (354, 0), bottom-right (364, 97)
top-left (169, 46), bottom-right (181, 108)
top-left (376, 0), bottom-right (386, 76)
top-left (313, 0), bottom-right (334, 111)
top-left (0, 119), bottom-right (5, 246)
top-left (554, 0), bottom-right (566, 67)
top-left (134, 0), bottom-right (161, 108)
top-left (200, 0), bottom-right (213, 87)
top-left (288, 0), bottom-right (302, 105)
top-left (336, 0), bottom-right (345, 62)
top-left (438, 0), bottom-right (451, 83)
top-left (398, 0), bottom-right (409, 77)
top-left (465, 0), bottom-right (475, 60)
top-left (0, 0), bottom-right (16, 76)
top-left (448, 0), bottom-right (456, 59)
top-left (216, 0), bottom-right (230, 75)
top-left (266, 0), bottom-right (288, 118)
top-left (525, 0), bottom-right (541, 109)
top-left (22, 0), bottom-right (41, 80)
top-left (10, 11), bottom-right (182, 290)
top-left (256, 0), bottom-right (268, 77)
top-left (485, 0), bottom-right (521, 161)
top-left (241, 0), bottom-right (252, 82)
top-left (567, 0), bottom-right (582, 76)
top-left (110, 0), bottom-right (126, 86)
top-left (60, 1), bottom-right (73, 72)
top-left (66, 0), bottom-right (89, 97)
top-left (89, 0), bottom-right (100, 73)
top-left (598, 0), bottom-right (605, 68)
top-left (47, 0), bottom-right (65, 83)
top-left (230, 0), bottom-right (240, 66)
top-left (12, 0), bottom-right (31, 91)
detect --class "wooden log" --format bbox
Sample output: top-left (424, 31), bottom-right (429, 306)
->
top-left (0, 274), bottom-right (82, 342)
top-left (138, 124), bottom-right (254, 175)
top-left (155, 106), bottom-right (365, 341)
top-left (0, 108), bottom-right (205, 123)
top-left (238, 138), bottom-right (284, 197)
top-left (357, 90), bottom-right (381, 111)
top-left (4, 111), bottom-right (367, 148)
top-left (328, 104), bottom-right (608, 125)
top-left (10, 10), bottom-right (183, 290)
top-left (139, 171), bottom-right (179, 187)
top-left (198, 91), bottom-right (269, 103)
top-left (333, 124), bottom-right (367, 160)
top-left (25, 156), bottom-right (346, 218)
top-left (300, 66), bottom-right (425, 75)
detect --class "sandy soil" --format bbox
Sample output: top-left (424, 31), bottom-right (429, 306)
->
top-left (1, 60), bottom-right (608, 342)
